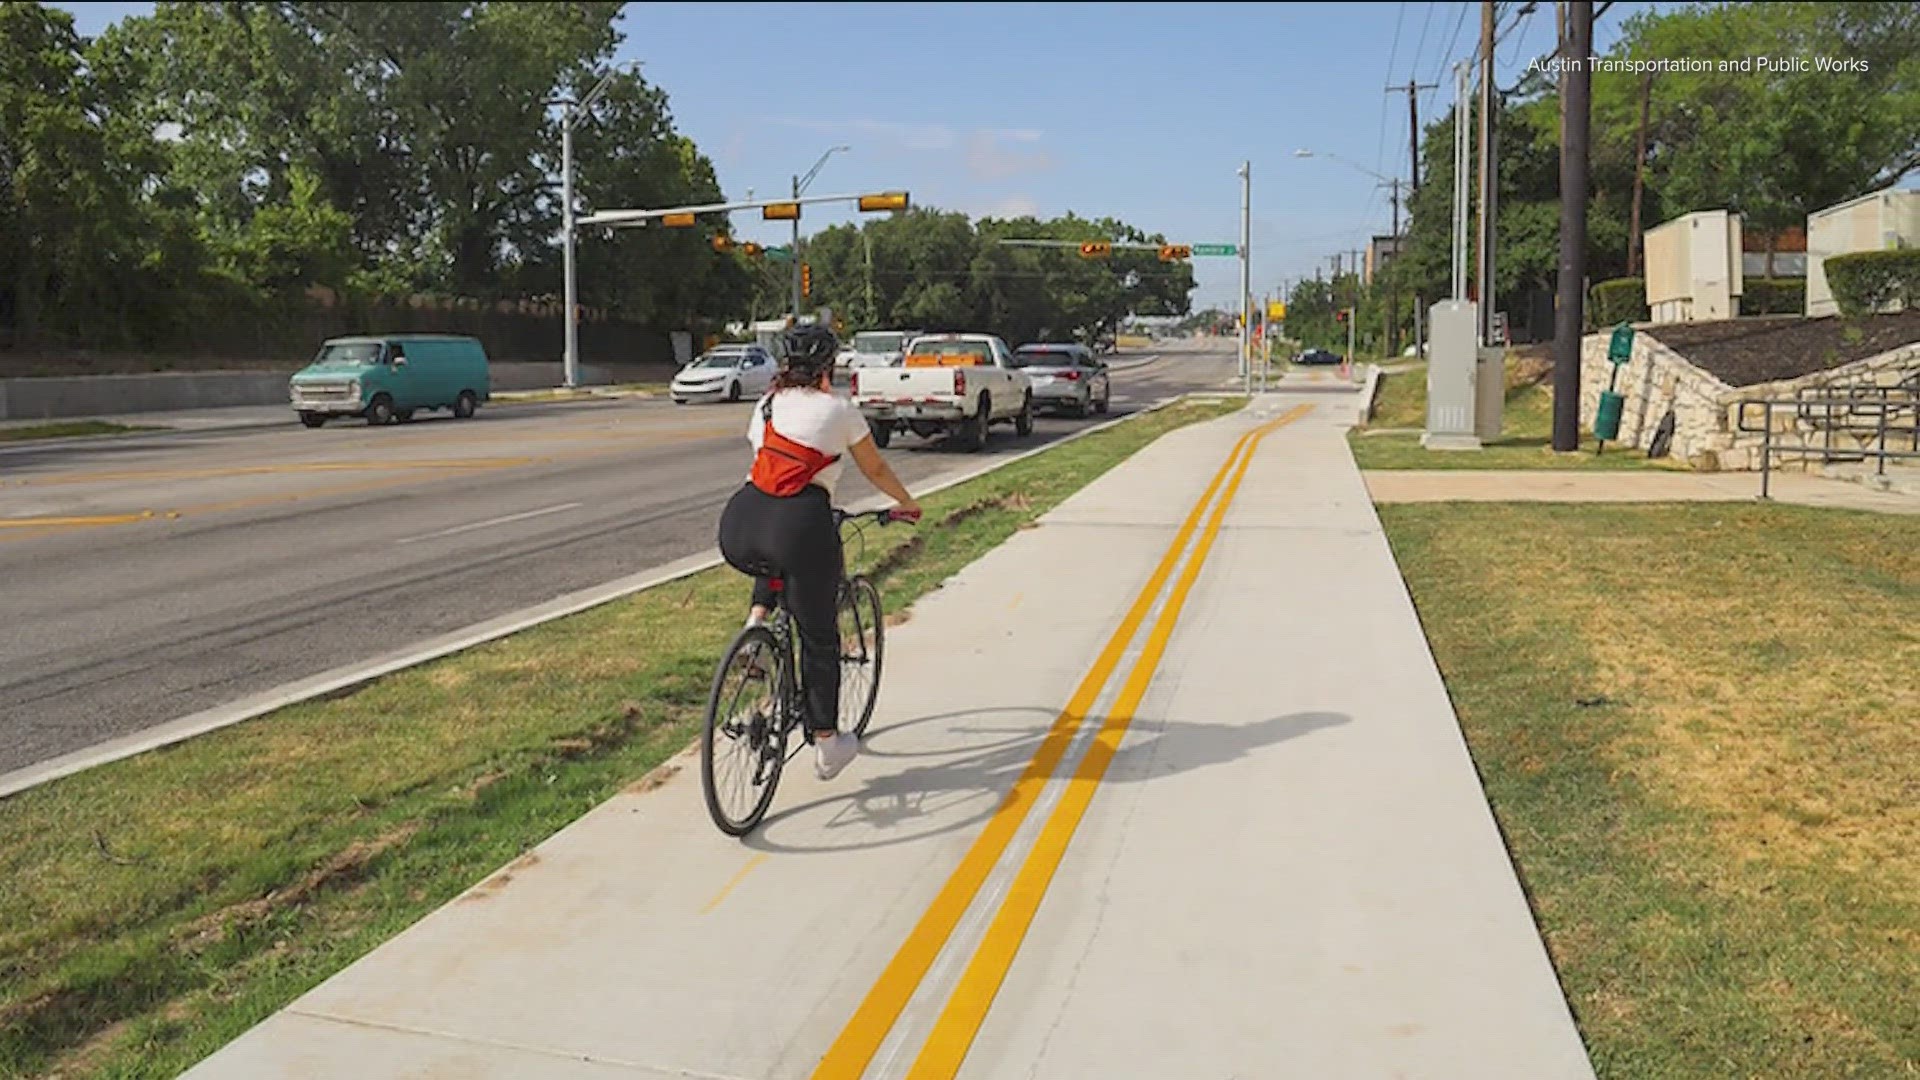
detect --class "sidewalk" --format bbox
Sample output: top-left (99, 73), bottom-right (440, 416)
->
top-left (1363, 468), bottom-right (1920, 515)
top-left (184, 386), bottom-right (1595, 1078)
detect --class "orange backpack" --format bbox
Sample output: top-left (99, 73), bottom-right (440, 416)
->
top-left (750, 397), bottom-right (840, 497)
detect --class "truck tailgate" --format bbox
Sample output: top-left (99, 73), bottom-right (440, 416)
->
top-left (855, 367), bottom-right (961, 400)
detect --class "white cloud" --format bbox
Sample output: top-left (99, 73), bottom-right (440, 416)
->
top-left (979, 195), bottom-right (1041, 219)
top-left (965, 132), bottom-right (1055, 181)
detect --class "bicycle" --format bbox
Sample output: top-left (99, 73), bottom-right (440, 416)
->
top-left (701, 507), bottom-right (911, 836)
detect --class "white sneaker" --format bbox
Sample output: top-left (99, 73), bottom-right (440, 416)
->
top-left (814, 732), bottom-right (859, 780)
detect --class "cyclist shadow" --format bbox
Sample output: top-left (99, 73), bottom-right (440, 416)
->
top-left (746, 707), bottom-right (1350, 855)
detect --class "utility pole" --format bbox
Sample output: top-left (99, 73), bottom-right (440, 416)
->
top-left (1381, 178), bottom-right (1404, 355)
top-left (864, 229), bottom-right (876, 325)
top-left (1553, 0), bottom-right (1593, 452)
top-left (1389, 79), bottom-right (1437, 363)
top-left (1477, 0), bottom-right (1498, 344)
top-left (1452, 60), bottom-right (1471, 302)
top-left (1238, 161), bottom-right (1251, 393)
top-left (1627, 69), bottom-right (1653, 275)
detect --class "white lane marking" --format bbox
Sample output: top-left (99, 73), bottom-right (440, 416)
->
top-left (397, 502), bottom-right (583, 545)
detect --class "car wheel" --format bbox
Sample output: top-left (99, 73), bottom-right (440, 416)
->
top-left (1014, 392), bottom-right (1034, 437)
top-left (366, 394), bottom-right (395, 426)
top-left (727, 381), bottom-right (742, 403)
top-left (1096, 388), bottom-right (1111, 415)
top-left (870, 421), bottom-right (892, 449)
top-left (959, 393), bottom-right (991, 452)
top-left (453, 390), bottom-right (478, 419)
top-left (299, 412), bottom-right (326, 429)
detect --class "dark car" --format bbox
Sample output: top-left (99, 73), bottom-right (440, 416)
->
top-left (1295, 348), bottom-right (1342, 366)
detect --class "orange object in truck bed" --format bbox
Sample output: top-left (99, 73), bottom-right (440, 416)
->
top-left (903, 344), bottom-right (990, 367)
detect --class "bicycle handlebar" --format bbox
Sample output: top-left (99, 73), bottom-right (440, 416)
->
top-left (833, 507), bottom-right (919, 528)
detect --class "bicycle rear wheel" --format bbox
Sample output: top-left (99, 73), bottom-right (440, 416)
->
top-left (701, 625), bottom-right (790, 836)
top-left (837, 575), bottom-right (885, 738)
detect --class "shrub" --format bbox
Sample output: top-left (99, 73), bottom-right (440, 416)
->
top-left (1589, 277), bottom-right (1648, 328)
top-left (1825, 249), bottom-right (1920, 315)
top-left (1739, 277), bottom-right (1806, 316)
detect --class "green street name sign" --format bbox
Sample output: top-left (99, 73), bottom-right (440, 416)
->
top-left (1191, 243), bottom-right (1238, 257)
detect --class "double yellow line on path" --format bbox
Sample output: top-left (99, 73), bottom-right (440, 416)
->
top-left (812, 402), bottom-right (1311, 1080)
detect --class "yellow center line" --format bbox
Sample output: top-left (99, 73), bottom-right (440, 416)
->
top-left (702, 854), bottom-right (770, 915)
top-left (0, 510), bottom-right (155, 529)
top-left (808, 415), bottom-right (1268, 1080)
top-left (903, 403), bottom-right (1311, 1079)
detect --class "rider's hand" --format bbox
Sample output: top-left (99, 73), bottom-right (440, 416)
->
top-left (892, 499), bottom-right (922, 522)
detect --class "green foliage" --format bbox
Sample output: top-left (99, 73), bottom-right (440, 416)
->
top-left (1824, 250), bottom-right (1920, 315)
top-left (773, 209), bottom-right (1193, 345)
top-left (1739, 277), bottom-right (1807, 317)
top-left (1590, 278), bottom-right (1649, 326)
top-left (3, 1), bottom-right (742, 357)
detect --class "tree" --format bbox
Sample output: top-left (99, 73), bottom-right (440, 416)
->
top-left (1595, 3), bottom-right (1920, 272)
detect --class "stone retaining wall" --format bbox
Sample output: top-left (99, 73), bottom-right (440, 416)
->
top-left (1580, 329), bottom-right (1920, 471)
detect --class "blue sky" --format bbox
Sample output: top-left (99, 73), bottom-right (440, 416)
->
top-left (59, 1), bottom-right (1669, 312)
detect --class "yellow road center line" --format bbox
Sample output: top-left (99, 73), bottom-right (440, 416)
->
top-left (905, 404), bottom-right (1311, 1079)
top-left (809, 417), bottom-right (1265, 1080)
top-left (0, 510), bottom-right (154, 529)
top-left (702, 854), bottom-right (770, 915)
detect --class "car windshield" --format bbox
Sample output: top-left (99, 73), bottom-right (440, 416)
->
top-left (853, 332), bottom-right (906, 354)
top-left (314, 342), bottom-right (382, 366)
top-left (690, 352), bottom-right (743, 369)
top-left (1011, 347), bottom-right (1078, 368)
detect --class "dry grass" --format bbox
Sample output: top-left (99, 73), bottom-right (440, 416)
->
top-left (1380, 501), bottom-right (1918, 1077)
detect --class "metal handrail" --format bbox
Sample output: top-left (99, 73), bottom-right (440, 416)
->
top-left (1736, 388), bottom-right (1920, 499)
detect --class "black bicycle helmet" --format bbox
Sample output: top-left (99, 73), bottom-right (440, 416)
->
top-left (781, 323), bottom-right (839, 376)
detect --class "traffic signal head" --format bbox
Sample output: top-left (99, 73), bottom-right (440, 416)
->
top-left (801, 263), bottom-right (812, 298)
top-left (1078, 241), bottom-right (1112, 258)
top-left (1157, 244), bottom-right (1191, 262)
top-left (857, 191), bottom-right (910, 212)
top-left (661, 212), bottom-right (696, 228)
top-left (762, 202), bottom-right (800, 221)
top-left (711, 234), bottom-right (734, 253)
top-left (741, 242), bottom-right (764, 258)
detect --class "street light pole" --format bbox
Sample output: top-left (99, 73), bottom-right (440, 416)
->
top-left (556, 62), bottom-right (635, 390)
top-left (1239, 161), bottom-right (1251, 395)
top-left (561, 118), bottom-right (579, 389)
top-left (790, 145), bottom-right (849, 323)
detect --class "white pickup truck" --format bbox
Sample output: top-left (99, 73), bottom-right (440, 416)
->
top-left (850, 333), bottom-right (1034, 451)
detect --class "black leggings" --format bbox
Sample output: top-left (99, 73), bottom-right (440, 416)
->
top-left (717, 483), bottom-right (842, 735)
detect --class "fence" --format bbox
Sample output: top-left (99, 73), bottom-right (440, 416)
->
top-left (1735, 378), bottom-right (1920, 498)
top-left (2, 295), bottom-right (680, 368)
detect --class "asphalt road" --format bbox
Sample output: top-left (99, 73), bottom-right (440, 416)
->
top-left (0, 344), bottom-right (1240, 774)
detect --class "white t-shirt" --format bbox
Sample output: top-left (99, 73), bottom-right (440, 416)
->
top-left (746, 388), bottom-right (873, 499)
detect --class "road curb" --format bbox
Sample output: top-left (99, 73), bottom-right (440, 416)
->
top-left (0, 393), bottom-right (1197, 800)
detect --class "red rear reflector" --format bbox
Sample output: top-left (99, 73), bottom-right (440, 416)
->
top-left (1061, 370), bottom-right (1080, 381)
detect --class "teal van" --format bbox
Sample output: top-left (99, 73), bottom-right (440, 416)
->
top-left (289, 335), bottom-right (491, 427)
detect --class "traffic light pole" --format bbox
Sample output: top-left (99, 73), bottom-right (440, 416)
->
top-left (1238, 161), bottom-right (1251, 394)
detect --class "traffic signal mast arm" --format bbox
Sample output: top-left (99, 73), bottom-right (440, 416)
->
top-left (580, 190), bottom-right (909, 229)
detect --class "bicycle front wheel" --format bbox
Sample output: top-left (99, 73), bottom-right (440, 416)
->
top-left (701, 625), bottom-right (789, 836)
top-left (837, 575), bottom-right (885, 738)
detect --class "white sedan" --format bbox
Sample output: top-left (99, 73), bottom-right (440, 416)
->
top-left (671, 346), bottom-right (776, 404)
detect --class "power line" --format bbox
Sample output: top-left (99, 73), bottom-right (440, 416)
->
top-left (1377, 1), bottom-right (1409, 176)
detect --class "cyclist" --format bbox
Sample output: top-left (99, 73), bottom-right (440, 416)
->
top-left (717, 324), bottom-right (921, 780)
